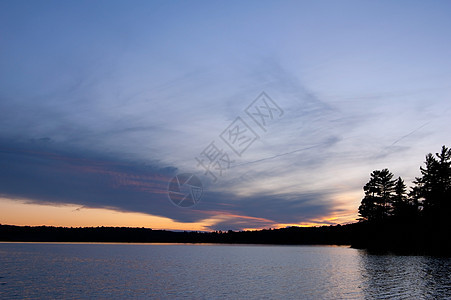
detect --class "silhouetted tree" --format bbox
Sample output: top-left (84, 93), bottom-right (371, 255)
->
top-left (392, 177), bottom-right (406, 214)
top-left (414, 145), bottom-right (451, 223)
top-left (389, 176), bottom-right (419, 221)
top-left (408, 180), bottom-right (423, 213)
top-left (358, 169), bottom-right (396, 222)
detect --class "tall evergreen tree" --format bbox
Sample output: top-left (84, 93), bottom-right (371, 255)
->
top-left (392, 176), bottom-right (419, 220)
top-left (378, 169), bottom-right (396, 217)
top-left (358, 169), bottom-right (396, 222)
top-left (392, 177), bottom-right (407, 215)
top-left (414, 145), bottom-right (451, 221)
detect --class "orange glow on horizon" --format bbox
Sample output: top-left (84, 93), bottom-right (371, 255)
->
top-left (0, 197), bottom-right (212, 231)
top-left (0, 196), bottom-right (360, 232)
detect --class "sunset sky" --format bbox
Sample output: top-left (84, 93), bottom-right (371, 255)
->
top-left (1, 0), bottom-right (451, 231)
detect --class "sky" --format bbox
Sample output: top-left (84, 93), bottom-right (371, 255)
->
top-left (1, 0), bottom-right (451, 231)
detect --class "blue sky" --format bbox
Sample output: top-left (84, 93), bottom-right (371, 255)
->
top-left (1, 0), bottom-right (451, 230)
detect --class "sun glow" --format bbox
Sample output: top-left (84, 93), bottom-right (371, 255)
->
top-left (0, 197), bottom-right (211, 231)
top-left (0, 190), bottom-right (361, 231)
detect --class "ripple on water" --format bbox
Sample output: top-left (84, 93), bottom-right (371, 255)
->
top-left (0, 243), bottom-right (449, 299)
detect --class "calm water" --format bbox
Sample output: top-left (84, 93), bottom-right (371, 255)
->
top-left (0, 243), bottom-right (449, 299)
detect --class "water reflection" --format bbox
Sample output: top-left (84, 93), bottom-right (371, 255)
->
top-left (358, 251), bottom-right (451, 299)
top-left (0, 243), bottom-right (449, 299)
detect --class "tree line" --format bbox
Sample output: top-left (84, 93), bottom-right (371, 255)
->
top-left (353, 145), bottom-right (450, 255)
top-left (358, 145), bottom-right (451, 225)
top-left (0, 224), bottom-right (355, 245)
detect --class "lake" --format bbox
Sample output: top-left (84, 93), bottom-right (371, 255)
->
top-left (0, 243), bottom-right (450, 299)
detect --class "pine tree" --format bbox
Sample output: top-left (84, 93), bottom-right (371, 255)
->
top-left (392, 177), bottom-right (406, 215)
top-left (415, 146), bottom-right (451, 221)
top-left (358, 169), bottom-right (396, 222)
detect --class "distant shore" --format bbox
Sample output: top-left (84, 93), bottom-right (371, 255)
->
top-left (1, 223), bottom-right (449, 256)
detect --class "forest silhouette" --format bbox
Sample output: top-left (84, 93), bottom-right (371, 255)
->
top-left (353, 145), bottom-right (451, 255)
top-left (1, 145), bottom-right (450, 256)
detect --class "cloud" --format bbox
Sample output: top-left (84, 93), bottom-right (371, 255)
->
top-left (0, 131), bottom-right (341, 229)
top-left (0, 58), bottom-right (419, 230)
